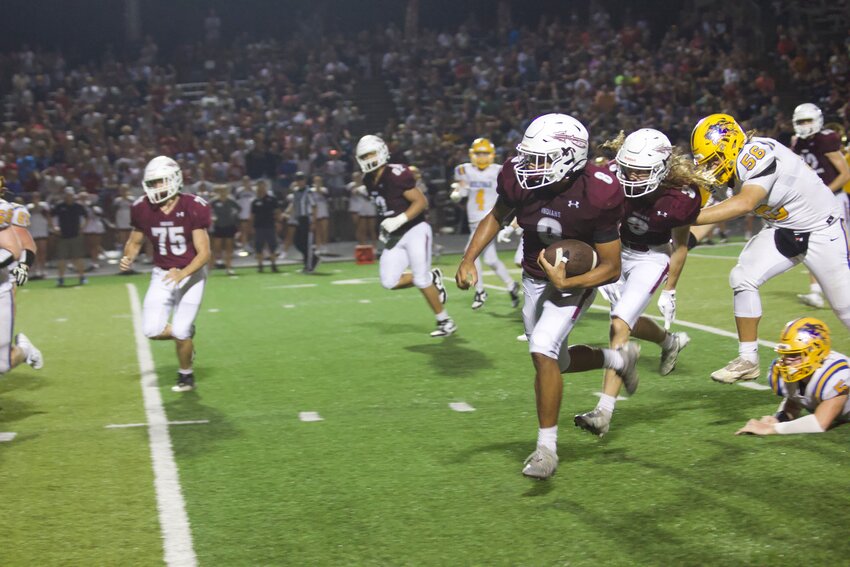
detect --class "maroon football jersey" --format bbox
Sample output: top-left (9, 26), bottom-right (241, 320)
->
top-left (131, 193), bottom-right (212, 269)
top-left (498, 159), bottom-right (624, 279)
top-left (791, 130), bottom-right (842, 189)
top-left (621, 185), bottom-right (702, 247)
top-left (364, 163), bottom-right (426, 234)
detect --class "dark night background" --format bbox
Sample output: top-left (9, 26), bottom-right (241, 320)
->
top-left (0, 0), bottom-right (681, 60)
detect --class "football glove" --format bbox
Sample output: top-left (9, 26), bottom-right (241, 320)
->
top-left (380, 212), bottom-right (408, 234)
top-left (11, 264), bottom-right (28, 287)
top-left (658, 289), bottom-right (676, 330)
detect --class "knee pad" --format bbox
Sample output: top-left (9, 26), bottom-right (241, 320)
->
top-left (729, 265), bottom-right (759, 293)
top-left (143, 322), bottom-right (167, 339)
top-left (529, 330), bottom-right (558, 359)
top-left (412, 272), bottom-right (431, 289)
top-left (171, 322), bottom-right (193, 341)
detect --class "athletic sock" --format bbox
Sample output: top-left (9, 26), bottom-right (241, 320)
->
top-left (436, 310), bottom-right (449, 322)
top-left (537, 426), bottom-right (558, 453)
top-left (596, 394), bottom-right (617, 414)
top-left (738, 341), bottom-right (759, 364)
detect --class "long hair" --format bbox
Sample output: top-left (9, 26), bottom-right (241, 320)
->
top-left (600, 131), bottom-right (716, 191)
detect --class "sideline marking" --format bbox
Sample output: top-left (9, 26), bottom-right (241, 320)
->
top-left (265, 284), bottom-right (318, 290)
top-left (282, 304), bottom-right (296, 309)
top-left (127, 283), bottom-right (197, 567)
top-left (299, 411), bottom-right (324, 422)
top-left (449, 402), bottom-right (476, 412)
top-left (106, 420), bottom-right (210, 429)
top-left (0, 432), bottom-right (17, 442)
top-left (736, 382), bottom-right (772, 391)
top-left (358, 299), bottom-right (371, 304)
top-left (593, 393), bottom-right (629, 401)
top-left (55, 318), bottom-right (68, 323)
top-left (207, 308), bottom-right (220, 313)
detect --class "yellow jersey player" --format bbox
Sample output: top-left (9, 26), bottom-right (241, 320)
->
top-left (736, 317), bottom-right (849, 435)
top-left (450, 138), bottom-right (519, 309)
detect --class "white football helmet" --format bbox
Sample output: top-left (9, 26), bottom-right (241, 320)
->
top-left (615, 128), bottom-right (673, 198)
top-left (792, 103), bottom-right (823, 139)
top-left (143, 156), bottom-right (183, 204)
top-left (514, 113), bottom-right (589, 190)
top-left (355, 135), bottom-right (390, 173)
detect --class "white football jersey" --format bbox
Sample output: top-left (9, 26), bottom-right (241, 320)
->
top-left (453, 163), bottom-right (501, 225)
top-left (0, 200), bottom-right (16, 230)
top-left (736, 136), bottom-right (839, 231)
top-left (768, 351), bottom-right (850, 421)
top-left (10, 204), bottom-right (30, 228)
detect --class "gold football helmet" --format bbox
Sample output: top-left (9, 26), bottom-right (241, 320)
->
top-left (774, 317), bottom-right (831, 382)
top-left (469, 137), bottom-right (495, 170)
top-left (690, 114), bottom-right (745, 185)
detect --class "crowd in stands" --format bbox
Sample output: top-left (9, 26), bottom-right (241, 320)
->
top-left (0, 2), bottom-right (846, 270)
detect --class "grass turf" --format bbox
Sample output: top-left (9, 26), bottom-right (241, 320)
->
top-left (1, 245), bottom-right (849, 565)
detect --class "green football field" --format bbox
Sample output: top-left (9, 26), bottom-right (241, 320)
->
top-left (2, 243), bottom-right (849, 566)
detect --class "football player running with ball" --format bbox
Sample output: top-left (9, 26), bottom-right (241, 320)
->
top-left (573, 128), bottom-right (712, 437)
top-left (120, 156), bottom-right (211, 392)
top-left (355, 135), bottom-right (456, 338)
top-left (691, 114), bottom-right (850, 384)
top-left (450, 138), bottom-right (520, 310)
top-left (736, 317), bottom-right (850, 436)
top-left (456, 114), bottom-right (625, 480)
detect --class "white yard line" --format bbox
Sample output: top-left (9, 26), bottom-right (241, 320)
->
top-left (127, 283), bottom-right (197, 567)
top-left (0, 432), bottom-right (17, 442)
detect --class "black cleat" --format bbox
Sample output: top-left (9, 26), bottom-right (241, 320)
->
top-left (172, 373), bottom-right (196, 392)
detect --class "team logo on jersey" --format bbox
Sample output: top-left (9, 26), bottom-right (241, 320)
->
top-left (566, 201), bottom-right (580, 208)
top-left (176, 212), bottom-right (185, 217)
top-left (656, 211), bottom-right (668, 217)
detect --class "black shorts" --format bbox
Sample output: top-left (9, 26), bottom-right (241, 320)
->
top-left (212, 225), bottom-right (238, 239)
top-left (254, 227), bottom-right (278, 253)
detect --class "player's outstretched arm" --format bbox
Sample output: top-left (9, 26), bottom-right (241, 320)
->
top-left (120, 230), bottom-right (146, 271)
top-left (695, 184), bottom-right (766, 225)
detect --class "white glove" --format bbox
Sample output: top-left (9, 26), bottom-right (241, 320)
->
top-left (598, 283), bottom-right (621, 306)
top-left (658, 289), bottom-right (676, 330)
top-left (497, 225), bottom-right (516, 243)
top-left (380, 213), bottom-right (408, 234)
top-left (449, 183), bottom-right (467, 203)
top-left (11, 264), bottom-right (28, 287)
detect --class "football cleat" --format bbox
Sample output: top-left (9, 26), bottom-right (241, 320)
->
top-left (431, 268), bottom-right (447, 304)
top-left (710, 357), bottom-right (760, 383)
top-left (508, 282), bottom-right (521, 308)
top-left (15, 333), bottom-right (43, 370)
top-left (797, 292), bottom-right (824, 309)
top-left (521, 446), bottom-right (559, 480)
top-left (660, 332), bottom-right (690, 376)
top-left (471, 290), bottom-right (488, 310)
top-left (430, 318), bottom-right (457, 337)
top-left (616, 342), bottom-right (641, 395)
top-left (574, 408), bottom-right (611, 437)
top-left (172, 373), bottom-right (196, 392)
top-left (517, 333), bottom-right (528, 342)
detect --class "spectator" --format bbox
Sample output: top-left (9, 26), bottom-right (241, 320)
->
top-left (250, 180), bottom-right (281, 273)
top-left (209, 185), bottom-right (241, 276)
top-left (51, 187), bottom-right (88, 286)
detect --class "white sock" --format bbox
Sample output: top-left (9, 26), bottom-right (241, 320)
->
top-left (602, 348), bottom-right (625, 372)
top-left (179, 368), bottom-right (194, 376)
top-left (810, 283), bottom-right (822, 294)
top-left (738, 341), bottom-right (759, 364)
top-left (661, 332), bottom-right (676, 350)
top-left (596, 394), bottom-right (616, 414)
top-left (537, 426), bottom-right (558, 452)
top-left (436, 311), bottom-right (449, 322)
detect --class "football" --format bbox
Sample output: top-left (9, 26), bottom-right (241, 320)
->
top-left (542, 239), bottom-right (599, 277)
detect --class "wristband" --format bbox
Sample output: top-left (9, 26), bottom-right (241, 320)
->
top-left (773, 414), bottom-right (824, 434)
top-left (20, 249), bottom-right (35, 267)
